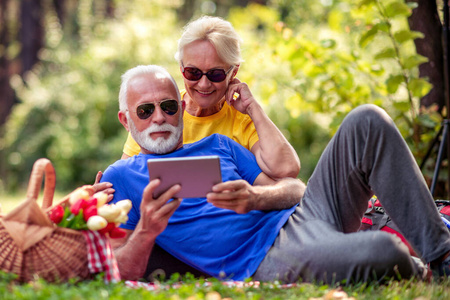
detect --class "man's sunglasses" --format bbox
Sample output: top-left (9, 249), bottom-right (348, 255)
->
top-left (130, 99), bottom-right (179, 120)
top-left (181, 63), bottom-right (234, 83)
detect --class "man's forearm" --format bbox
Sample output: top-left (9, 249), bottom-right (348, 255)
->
top-left (113, 230), bottom-right (156, 280)
top-left (253, 177), bottom-right (305, 211)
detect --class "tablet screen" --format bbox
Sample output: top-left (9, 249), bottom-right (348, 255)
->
top-left (147, 155), bottom-right (222, 199)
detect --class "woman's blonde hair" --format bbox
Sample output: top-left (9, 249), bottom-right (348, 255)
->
top-left (175, 16), bottom-right (243, 66)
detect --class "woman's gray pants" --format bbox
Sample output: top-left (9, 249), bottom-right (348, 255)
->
top-left (253, 104), bottom-right (450, 284)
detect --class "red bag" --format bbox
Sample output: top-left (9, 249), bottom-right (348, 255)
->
top-left (359, 197), bottom-right (450, 257)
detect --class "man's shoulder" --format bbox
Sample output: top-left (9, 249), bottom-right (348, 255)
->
top-left (105, 155), bottom-right (146, 174)
top-left (109, 156), bottom-right (135, 168)
top-left (189, 133), bottom-right (238, 148)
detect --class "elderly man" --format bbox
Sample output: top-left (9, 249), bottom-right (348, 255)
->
top-left (102, 65), bottom-right (450, 284)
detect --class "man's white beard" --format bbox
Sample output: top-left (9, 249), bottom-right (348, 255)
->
top-left (128, 114), bottom-right (183, 154)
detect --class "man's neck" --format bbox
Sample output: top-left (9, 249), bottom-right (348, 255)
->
top-left (140, 142), bottom-right (184, 155)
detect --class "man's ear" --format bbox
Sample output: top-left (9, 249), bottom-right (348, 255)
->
top-left (118, 111), bottom-right (130, 132)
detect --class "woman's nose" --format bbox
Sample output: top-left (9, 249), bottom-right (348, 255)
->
top-left (196, 74), bottom-right (212, 88)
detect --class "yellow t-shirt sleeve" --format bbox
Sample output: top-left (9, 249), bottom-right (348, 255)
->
top-left (245, 122), bottom-right (259, 150)
top-left (183, 101), bottom-right (259, 151)
top-left (123, 132), bottom-right (141, 157)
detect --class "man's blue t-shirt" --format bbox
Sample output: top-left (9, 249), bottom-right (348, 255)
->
top-left (101, 134), bottom-right (296, 280)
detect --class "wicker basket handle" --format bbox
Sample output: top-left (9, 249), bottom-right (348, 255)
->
top-left (25, 158), bottom-right (56, 210)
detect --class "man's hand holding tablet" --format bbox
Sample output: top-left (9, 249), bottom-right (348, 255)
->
top-left (147, 155), bottom-right (222, 199)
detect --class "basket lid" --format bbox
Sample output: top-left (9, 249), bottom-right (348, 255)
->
top-left (1, 198), bottom-right (55, 251)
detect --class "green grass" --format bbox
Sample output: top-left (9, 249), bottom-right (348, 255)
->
top-left (2, 193), bottom-right (450, 299)
top-left (1, 272), bottom-right (450, 300)
top-left (1, 193), bottom-right (26, 214)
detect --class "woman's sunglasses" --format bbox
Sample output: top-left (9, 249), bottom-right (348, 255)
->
top-left (130, 99), bottom-right (179, 120)
top-left (181, 63), bottom-right (234, 82)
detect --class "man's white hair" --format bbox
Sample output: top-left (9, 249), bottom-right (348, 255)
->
top-left (118, 65), bottom-right (180, 112)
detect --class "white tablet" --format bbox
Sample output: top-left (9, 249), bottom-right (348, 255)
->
top-left (147, 155), bottom-right (222, 199)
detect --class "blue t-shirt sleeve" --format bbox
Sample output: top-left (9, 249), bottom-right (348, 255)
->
top-left (100, 165), bottom-right (129, 203)
top-left (222, 135), bottom-right (262, 184)
top-left (100, 163), bottom-right (142, 230)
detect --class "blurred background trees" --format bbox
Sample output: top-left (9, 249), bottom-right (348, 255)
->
top-left (0, 0), bottom-right (448, 197)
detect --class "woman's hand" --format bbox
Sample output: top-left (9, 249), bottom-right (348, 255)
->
top-left (226, 78), bottom-right (301, 179)
top-left (93, 171), bottom-right (115, 203)
top-left (225, 78), bottom-right (260, 115)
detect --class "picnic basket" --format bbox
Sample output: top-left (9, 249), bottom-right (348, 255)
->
top-left (0, 158), bottom-right (91, 282)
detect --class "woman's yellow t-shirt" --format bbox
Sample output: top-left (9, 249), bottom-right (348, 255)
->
top-left (122, 91), bottom-right (259, 156)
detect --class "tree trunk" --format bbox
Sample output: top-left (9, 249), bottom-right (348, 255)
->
top-left (53, 0), bottom-right (66, 26)
top-left (20, 0), bottom-right (43, 75)
top-left (177, 0), bottom-right (197, 23)
top-left (407, 0), bottom-right (445, 111)
top-left (0, 0), bottom-right (15, 127)
top-left (408, 1), bottom-right (450, 198)
top-left (105, 0), bottom-right (115, 18)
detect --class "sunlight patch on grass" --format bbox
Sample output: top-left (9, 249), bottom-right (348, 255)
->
top-left (1, 192), bottom-right (65, 214)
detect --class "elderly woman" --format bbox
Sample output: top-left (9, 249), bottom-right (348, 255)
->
top-left (121, 16), bottom-right (300, 179)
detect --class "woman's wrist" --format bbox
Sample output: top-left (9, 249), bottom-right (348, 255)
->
top-left (246, 99), bottom-right (264, 119)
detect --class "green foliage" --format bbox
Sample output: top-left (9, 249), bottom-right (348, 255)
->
top-left (1, 0), bottom-right (440, 191)
top-left (228, 0), bottom-right (440, 179)
top-left (2, 0), bottom-right (183, 191)
top-left (350, 0), bottom-right (439, 161)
